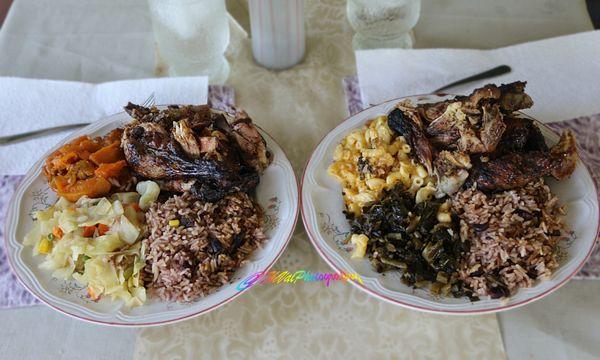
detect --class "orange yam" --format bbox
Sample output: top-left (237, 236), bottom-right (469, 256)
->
top-left (56, 177), bottom-right (112, 202)
top-left (69, 136), bottom-right (89, 148)
top-left (78, 139), bottom-right (102, 153)
top-left (89, 142), bottom-right (122, 165)
top-left (44, 129), bottom-right (130, 201)
top-left (58, 152), bottom-right (79, 166)
top-left (102, 129), bottom-right (123, 144)
top-left (95, 160), bottom-right (127, 179)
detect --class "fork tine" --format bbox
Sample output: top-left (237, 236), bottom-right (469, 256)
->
top-left (142, 92), bottom-right (156, 107)
top-left (144, 93), bottom-right (154, 107)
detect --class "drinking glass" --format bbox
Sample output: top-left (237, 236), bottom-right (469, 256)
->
top-left (347, 0), bottom-right (421, 50)
top-left (148, 0), bottom-right (230, 84)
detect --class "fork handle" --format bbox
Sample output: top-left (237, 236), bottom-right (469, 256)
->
top-left (432, 65), bottom-right (512, 93)
top-left (0, 123), bottom-right (90, 146)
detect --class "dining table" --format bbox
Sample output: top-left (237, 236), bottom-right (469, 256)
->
top-left (0, 0), bottom-right (599, 359)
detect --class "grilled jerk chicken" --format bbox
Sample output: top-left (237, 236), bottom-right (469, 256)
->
top-left (385, 82), bottom-right (577, 196)
top-left (421, 81), bottom-right (533, 123)
top-left (124, 103), bottom-right (215, 130)
top-left (121, 104), bottom-right (272, 202)
top-left (466, 130), bottom-right (578, 191)
top-left (424, 82), bottom-right (532, 154)
top-left (492, 116), bottom-right (548, 156)
top-left (388, 106), bottom-right (435, 173)
top-left (230, 111), bottom-right (271, 172)
top-left (388, 106), bottom-right (474, 197)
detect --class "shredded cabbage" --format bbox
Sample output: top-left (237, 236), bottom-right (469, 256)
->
top-left (24, 182), bottom-right (159, 307)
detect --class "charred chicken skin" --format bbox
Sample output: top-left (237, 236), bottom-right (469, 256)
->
top-left (388, 106), bottom-right (435, 174)
top-left (121, 103), bottom-right (272, 202)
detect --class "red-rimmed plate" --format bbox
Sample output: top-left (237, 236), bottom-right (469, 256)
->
top-left (4, 108), bottom-right (299, 326)
top-left (301, 94), bottom-right (599, 314)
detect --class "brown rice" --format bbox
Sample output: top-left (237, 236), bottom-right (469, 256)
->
top-left (452, 179), bottom-right (567, 298)
top-left (142, 192), bottom-right (266, 302)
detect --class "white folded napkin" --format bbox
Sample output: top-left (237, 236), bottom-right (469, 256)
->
top-left (356, 30), bottom-right (600, 123)
top-left (0, 76), bottom-right (208, 174)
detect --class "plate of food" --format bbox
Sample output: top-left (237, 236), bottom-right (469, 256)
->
top-left (4, 103), bottom-right (298, 326)
top-left (302, 82), bottom-right (599, 314)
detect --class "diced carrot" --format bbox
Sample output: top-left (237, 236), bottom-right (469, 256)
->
top-left (87, 286), bottom-right (101, 301)
top-left (83, 225), bottom-right (96, 237)
top-left (131, 203), bottom-right (142, 212)
top-left (94, 160), bottom-right (127, 179)
top-left (52, 226), bottom-right (63, 239)
top-left (97, 223), bottom-right (110, 236)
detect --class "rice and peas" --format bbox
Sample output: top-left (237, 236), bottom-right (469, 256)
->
top-left (329, 114), bottom-right (569, 299)
top-left (143, 192), bottom-right (266, 302)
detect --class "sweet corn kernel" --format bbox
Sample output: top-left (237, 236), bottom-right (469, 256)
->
top-left (38, 238), bottom-right (53, 254)
top-left (169, 219), bottom-right (180, 227)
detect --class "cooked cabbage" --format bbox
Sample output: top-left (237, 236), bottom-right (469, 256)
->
top-left (24, 185), bottom-right (159, 307)
top-left (136, 181), bottom-right (160, 211)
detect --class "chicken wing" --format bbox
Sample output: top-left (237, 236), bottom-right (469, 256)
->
top-left (466, 130), bottom-right (577, 191)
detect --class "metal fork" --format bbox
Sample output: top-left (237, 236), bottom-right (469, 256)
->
top-left (0, 93), bottom-right (156, 146)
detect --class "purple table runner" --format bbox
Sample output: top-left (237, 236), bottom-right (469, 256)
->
top-left (0, 85), bottom-right (235, 309)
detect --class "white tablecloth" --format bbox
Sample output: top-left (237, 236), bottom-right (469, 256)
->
top-left (0, 0), bottom-right (596, 359)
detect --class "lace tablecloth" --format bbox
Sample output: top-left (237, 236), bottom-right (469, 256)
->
top-left (135, 1), bottom-right (505, 358)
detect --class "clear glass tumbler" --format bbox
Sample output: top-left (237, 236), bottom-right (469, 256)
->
top-left (347, 0), bottom-right (421, 50)
top-left (148, 0), bottom-right (230, 84)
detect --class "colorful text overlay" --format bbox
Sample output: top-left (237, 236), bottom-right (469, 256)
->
top-left (237, 270), bottom-right (364, 291)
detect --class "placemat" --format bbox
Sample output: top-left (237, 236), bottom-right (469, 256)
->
top-left (343, 75), bottom-right (600, 279)
top-left (0, 85), bottom-right (235, 309)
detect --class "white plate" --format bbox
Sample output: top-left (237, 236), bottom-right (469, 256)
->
top-left (4, 109), bottom-right (299, 327)
top-left (301, 94), bottom-right (599, 314)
